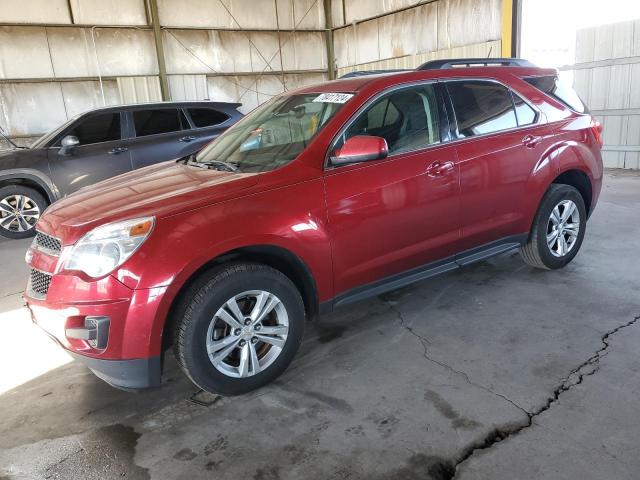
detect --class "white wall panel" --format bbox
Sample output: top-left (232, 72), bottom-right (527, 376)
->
top-left (117, 76), bottom-right (162, 103)
top-left (275, 0), bottom-right (325, 29)
top-left (69, 0), bottom-right (147, 26)
top-left (94, 29), bottom-right (157, 76)
top-left (60, 80), bottom-right (120, 118)
top-left (157, 0), bottom-right (279, 29)
top-left (47, 28), bottom-right (99, 78)
top-left (280, 32), bottom-right (326, 70)
top-left (343, 0), bottom-right (415, 24)
top-left (437, 0), bottom-right (501, 50)
top-left (0, 0), bottom-right (71, 24)
top-left (168, 75), bottom-right (209, 101)
top-left (573, 19), bottom-right (640, 169)
top-left (0, 27), bottom-right (54, 79)
top-left (0, 83), bottom-right (67, 136)
top-left (164, 30), bottom-right (252, 74)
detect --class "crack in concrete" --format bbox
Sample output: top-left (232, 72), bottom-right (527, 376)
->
top-left (383, 298), bottom-right (640, 480)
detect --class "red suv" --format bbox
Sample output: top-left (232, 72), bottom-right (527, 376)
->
top-left (24, 59), bottom-right (603, 395)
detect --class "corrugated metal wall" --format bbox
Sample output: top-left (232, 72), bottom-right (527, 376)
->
top-left (0, 0), bottom-right (503, 149)
top-left (566, 20), bottom-right (640, 169)
top-left (331, 0), bottom-right (503, 76)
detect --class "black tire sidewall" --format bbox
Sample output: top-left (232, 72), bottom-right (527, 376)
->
top-left (534, 185), bottom-right (587, 269)
top-left (0, 185), bottom-right (48, 239)
top-left (178, 265), bottom-right (305, 396)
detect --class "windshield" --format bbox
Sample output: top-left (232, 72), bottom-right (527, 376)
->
top-left (194, 92), bottom-right (352, 172)
top-left (30, 114), bottom-right (80, 149)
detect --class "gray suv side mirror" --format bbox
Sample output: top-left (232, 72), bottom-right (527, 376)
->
top-left (59, 135), bottom-right (79, 156)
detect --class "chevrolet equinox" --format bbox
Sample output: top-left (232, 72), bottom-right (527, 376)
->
top-left (24, 58), bottom-right (604, 395)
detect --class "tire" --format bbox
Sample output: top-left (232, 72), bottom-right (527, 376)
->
top-left (520, 184), bottom-right (587, 270)
top-left (174, 262), bottom-right (305, 395)
top-left (0, 185), bottom-right (48, 239)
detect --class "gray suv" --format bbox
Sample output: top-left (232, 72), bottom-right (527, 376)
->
top-left (0, 101), bottom-right (243, 239)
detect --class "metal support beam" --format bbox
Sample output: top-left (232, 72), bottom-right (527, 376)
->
top-left (147, 0), bottom-right (170, 101)
top-left (324, 0), bottom-right (336, 80)
top-left (501, 0), bottom-right (513, 57)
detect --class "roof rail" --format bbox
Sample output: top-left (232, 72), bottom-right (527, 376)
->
top-left (416, 58), bottom-right (536, 70)
top-left (339, 69), bottom-right (410, 79)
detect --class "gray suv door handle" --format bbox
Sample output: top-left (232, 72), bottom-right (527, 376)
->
top-left (108, 147), bottom-right (128, 155)
top-left (180, 135), bottom-right (197, 142)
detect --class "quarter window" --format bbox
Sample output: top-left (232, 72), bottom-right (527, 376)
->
top-left (341, 84), bottom-right (441, 155)
top-left (524, 76), bottom-right (588, 113)
top-left (512, 92), bottom-right (538, 126)
top-left (66, 112), bottom-right (121, 145)
top-left (447, 81), bottom-right (518, 137)
top-left (133, 109), bottom-right (189, 137)
top-left (188, 108), bottom-right (230, 128)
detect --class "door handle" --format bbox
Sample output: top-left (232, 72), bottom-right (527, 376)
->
top-left (180, 135), bottom-right (197, 142)
top-left (426, 160), bottom-right (455, 177)
top-left (522, 134), bottom-right (542, 148)
top-left (108, 147), bottom-right (128, 155)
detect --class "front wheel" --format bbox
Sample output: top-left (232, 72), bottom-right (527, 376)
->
top-left (174, 263), bottom-right (305, 395)
top-left (0, 185), bottom-right (47, 239)
top-left (520, 184), bottom-right (587, 270)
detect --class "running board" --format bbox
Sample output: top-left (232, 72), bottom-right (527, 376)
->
top-left (328, 234), bottom-right (527, 310)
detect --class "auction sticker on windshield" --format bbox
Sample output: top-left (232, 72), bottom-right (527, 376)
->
top-left (313, 93), bottom-right (353, 104)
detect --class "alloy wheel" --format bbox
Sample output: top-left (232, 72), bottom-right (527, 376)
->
top-left (0, 194), bottom-right (41, 233)
top-left (206, 290), bottom-right (289, 378)
top-left (546, 199), bottom-right (580, 257)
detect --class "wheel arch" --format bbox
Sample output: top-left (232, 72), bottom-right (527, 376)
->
top-left (551, 168), bottom-right (593, 214)
top-left (160, 244), bottom-right (320, 352)
top-left (0, 171), bottom-right (58, 204)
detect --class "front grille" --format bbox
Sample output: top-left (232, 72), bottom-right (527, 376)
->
top-left (29, 268), bottom-right (52, 298)
top-left (34, 231), bottom-right (62, 256)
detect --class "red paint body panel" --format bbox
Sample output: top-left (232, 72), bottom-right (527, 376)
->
top-left (24, 65), bottom-right (603, 371)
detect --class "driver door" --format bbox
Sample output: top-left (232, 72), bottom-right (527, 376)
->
top-left (324, 83), bottom-right (461, 299)
top-left (48, 111), bottom-right (132, 196)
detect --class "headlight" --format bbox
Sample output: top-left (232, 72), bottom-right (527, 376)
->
top-left (63, 217), bottom-right (154, 278)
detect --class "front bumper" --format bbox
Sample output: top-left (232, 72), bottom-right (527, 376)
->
top-left (68, 351), bottom-right (161, 390)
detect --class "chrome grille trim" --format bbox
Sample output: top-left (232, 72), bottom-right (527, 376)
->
top-left (33, 231), bottom-right (62, 257)
top-left (28, 268), bottom-right (52, 299)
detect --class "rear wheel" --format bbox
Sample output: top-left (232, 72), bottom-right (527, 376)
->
top-left (0, 185), bottom-right (47, 239)
top-left (520, 184), bottom-right (587, 270)
top-left (174, 263), bottom-right (305, 395)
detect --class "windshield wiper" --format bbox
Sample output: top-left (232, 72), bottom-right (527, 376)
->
top-left (199, 160), bottom-right (238, 172)
top-left (179, 154), bottom-right (238, 172)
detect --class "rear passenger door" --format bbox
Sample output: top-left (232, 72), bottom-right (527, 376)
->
top-left (126, 108), bottom-right (193, 169)
top-left (445, 79), bottom-right (543, 252)
top-left (184, 107), bottom-right (233, 149)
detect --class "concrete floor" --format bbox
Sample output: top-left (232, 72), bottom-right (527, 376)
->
top-left (0, 170), bottom-right (639, 480)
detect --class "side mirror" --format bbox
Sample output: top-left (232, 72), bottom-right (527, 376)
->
top-left (59, 135), bottom-right (79, 156)
top-left (330, 135), bottom-right (388, 166)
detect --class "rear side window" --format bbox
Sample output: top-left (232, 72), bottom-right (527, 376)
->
top-left (67, 112), bottom-right (121, 145)
top-left (188, 108), bottom-right (230, 128)
top-left (133, 109), bottom-right (189, 137)
top-left (512, 92), bottom-right (538, 126)
top-left (524, 76), bottom-right (588, 113)
top-left (447, 81), bottom-right (518, 137)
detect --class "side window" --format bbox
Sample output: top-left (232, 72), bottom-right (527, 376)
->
top-left (447, 81), bottom-right (518, 137)
top-left (66, 113), bottom-right (121, 145)
top-left (342, 84), bottom-right (441, 155)
top-left (512, 92), bottom-right (538, 126)
top-left (188, 108), bottom-right (230, 128)
top-left (133, 109), bottom-right (189, 137)
top-left (524, 76), bottom-right (588, 113)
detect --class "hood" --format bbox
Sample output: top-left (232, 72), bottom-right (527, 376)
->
top-left (39, 160), bottom-right (259, 243)
top-left (0, 146), bottom-right (39, 168)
